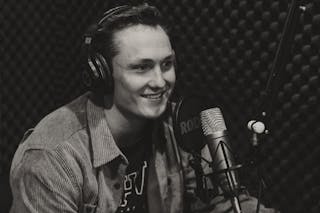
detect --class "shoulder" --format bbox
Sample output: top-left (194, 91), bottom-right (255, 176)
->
top-left (9, 149), bottom-right (82, 212)
top-left (24, 93), bottom-right (90, 148)
top-left (36, 93), bottom-right (89, 141)
top-left (10, 93), bottom-right (93, 177)
top-left (10, 148), bottom-right (83, 196)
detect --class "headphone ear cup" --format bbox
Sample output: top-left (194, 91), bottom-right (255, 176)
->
top-left (82, 52), bottom-right (100, 91)
top-left (94, 53), bottom-right (113, 92)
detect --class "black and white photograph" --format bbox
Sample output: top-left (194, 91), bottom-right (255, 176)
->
top-left (1, 0), bottom-right (319, 212)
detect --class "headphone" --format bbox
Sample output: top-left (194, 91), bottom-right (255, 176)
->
top-left (82, 5), bottom-right (132, 94)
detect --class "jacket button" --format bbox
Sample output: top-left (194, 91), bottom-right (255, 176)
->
top-left (114, 182), bottom-right (121, 190)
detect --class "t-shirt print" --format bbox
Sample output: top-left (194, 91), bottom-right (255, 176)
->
top-left (116, 160), bottom-right (148, 213)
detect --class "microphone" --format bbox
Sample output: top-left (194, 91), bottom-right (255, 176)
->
top-left (173, 95), bottom-right (209, 153)
top-left (200, 108), bottom-right (242, 213)
top-left (247, 120), bottom-right (265, 134)
top-left (172, 95), bottom-right (213, 203)
top-left (247, 120), bottom-right (266, 146)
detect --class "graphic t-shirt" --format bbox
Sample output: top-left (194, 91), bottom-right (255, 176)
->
top-left (116, 134), bottom-right (152, 213)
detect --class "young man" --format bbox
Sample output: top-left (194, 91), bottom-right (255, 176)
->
top-left (10, 4), bottom-right (277, 213)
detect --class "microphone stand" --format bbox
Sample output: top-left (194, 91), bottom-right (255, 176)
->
top-left (247, 129), bottom-right (267, 213)
top-left (221, 142), bottom-right (242, 213)
top-left (189, 149), bottom-right (244, 213)
top-left (248, 1), bottom-right (304, 212)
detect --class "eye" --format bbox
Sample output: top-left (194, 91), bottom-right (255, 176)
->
top-left (132, 63), bottom-right (153, 72)
top-left (139, 64), bottom-right (152, 70)
top-left (161, 59), bottom-right (174, 71)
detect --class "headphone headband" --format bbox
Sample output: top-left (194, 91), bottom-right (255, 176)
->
top-left (84, 5), bottom-right (131, 45)
top-left (97, 5), bottom-right (131, 26)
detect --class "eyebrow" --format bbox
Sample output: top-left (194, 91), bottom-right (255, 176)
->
top-left (128, 53), bottom-right (175, 66)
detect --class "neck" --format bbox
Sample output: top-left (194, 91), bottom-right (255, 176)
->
top-left (104, 97), bottom-right (150, 148)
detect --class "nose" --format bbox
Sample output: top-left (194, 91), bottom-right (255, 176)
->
top-left (149, 66), bottom-right (166, 88)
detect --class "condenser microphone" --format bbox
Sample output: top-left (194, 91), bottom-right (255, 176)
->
top-left (200, 108), bottom-right (242, 213)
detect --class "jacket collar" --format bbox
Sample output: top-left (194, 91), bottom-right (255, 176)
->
top-left (86, 96), bottom-right (127, 168)
top-left (85, 94), bottom-right (171, 168)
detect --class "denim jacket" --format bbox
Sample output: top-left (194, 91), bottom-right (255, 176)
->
top-left (10, 93), bottom-right (277, 213)
top-left (10, 92), bottom-right (216, 213)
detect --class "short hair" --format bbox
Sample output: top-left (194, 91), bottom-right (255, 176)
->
top-left (86, 3), bottom-right (170, 69)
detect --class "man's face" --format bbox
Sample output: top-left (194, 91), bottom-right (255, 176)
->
top-left (111, 24), bottom-right (176, 119)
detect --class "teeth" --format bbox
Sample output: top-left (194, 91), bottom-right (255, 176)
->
top-left (143, 93), bottom-right (163, 99)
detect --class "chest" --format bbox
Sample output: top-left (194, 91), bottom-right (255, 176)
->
top-left (81, 151), bottom-right (182, 213)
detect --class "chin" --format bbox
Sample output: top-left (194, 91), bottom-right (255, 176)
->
top-left (141, 105), bottom-right (167, 119)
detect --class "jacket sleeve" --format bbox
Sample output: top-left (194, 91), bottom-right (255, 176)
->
top-left (10, 149), bottom-right (81, 213)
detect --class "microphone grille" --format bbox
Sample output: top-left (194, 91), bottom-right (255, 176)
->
top-left (200, 108), bottom-right (227, 135)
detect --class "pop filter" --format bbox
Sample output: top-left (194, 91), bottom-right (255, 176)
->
top-left (173, 95), bottom-right (210, 153)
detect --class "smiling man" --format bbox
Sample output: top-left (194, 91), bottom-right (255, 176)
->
top-left (9, 3), bottom-right (277, 213)
top-left (111, 24), bottom-right (175, 119)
